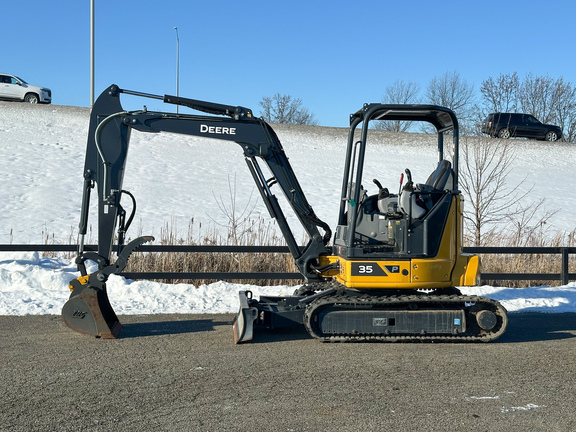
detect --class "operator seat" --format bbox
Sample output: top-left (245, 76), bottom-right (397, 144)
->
top-left (424, 159), bottom-right (452, 191)
top-left (397, 160), bottom-right (453, 219)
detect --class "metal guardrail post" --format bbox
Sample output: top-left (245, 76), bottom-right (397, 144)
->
top-left (561, 247), bottom-right (569, 285)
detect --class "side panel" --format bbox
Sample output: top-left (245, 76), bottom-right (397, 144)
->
top-left (336, 259), bottom-right (412, 287)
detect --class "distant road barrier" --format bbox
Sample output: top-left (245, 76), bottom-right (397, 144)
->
top-left (1, 244), bottom-right (575, 285)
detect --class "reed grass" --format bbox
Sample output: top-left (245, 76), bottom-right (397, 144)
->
top-left (120, 215), bottom-right (576, 288)
top-left (124, 217), bottom-right (300, 286)
top-left (471, 228), bottom-right (576, 287)
top-left (40, 192), bottom-right (576, 288)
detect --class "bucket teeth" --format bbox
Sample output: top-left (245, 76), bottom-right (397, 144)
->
top-left (101, 236), bottom-right (154, 279)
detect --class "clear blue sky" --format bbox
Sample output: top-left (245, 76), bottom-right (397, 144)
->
top-left (3, 0), bottom-right (575, 127)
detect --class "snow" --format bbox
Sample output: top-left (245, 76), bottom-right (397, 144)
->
top-left (0, 251), bottom-right (575, 316)
top-left (1, 101), bottom-right (576, 316)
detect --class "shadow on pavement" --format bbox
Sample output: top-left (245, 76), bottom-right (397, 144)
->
top-left (499, 312), bottom-right (576, 343)
top-left (119, 319), bottom-right (227, 338)
top-left (115, 312), bottom-right (576, 343)
top-left (248, 326), bottom-right (311, 344)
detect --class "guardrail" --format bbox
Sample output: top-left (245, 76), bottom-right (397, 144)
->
top-left (465, 246), bottom-right (576, 285)
top-left (2, 244), bottom-right (575, 284)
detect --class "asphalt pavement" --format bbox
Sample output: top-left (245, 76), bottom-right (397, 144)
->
top-left (1, 312), bottom-right (575, 431)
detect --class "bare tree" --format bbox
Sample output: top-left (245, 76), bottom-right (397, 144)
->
top-left (518, 73), bottom-right (558, 123)
top-left (259, 93), bottom-right (318, 125)
top-left (516, 74), bottom-right (576, 141)
top-left (459, 137), bottom-right (531, 246)
top-left (525, 75), bottom-right (576, 142)
top-left (480, 72), bottom-right (519, 113)
top-left (549, 77), bottom-right (576, 142)
top-left (479, 73), bottom-right (576, 142)
top-left (374, 80), bottom-right (421, 132)
top-left (425, 71), bottom-right (475, 132)
top-left (459, 136), bottom-right (558, 246)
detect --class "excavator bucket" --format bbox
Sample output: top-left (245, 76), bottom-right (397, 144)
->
top-left (62, 236), bottom-right (154, 338)
top-left (62, 277), bottom-right (122, 338)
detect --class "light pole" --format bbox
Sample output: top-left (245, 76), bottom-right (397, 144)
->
top-left (90, 0), bottom-right (95, 107)
top-left (174, 26), bottom-right (179, 113)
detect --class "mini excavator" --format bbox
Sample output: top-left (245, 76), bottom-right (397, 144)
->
top-left (63, 84), bottom-right (508, 342)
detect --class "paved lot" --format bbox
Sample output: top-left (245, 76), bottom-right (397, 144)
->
top-left (1, 312), bottom-right (575, 431)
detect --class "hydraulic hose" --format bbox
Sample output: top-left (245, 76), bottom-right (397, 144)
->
top-left (93, 110), bottom-right (129, 202)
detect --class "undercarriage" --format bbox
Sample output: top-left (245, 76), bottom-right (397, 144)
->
top-left (234, 282), bottom-right (508, 343)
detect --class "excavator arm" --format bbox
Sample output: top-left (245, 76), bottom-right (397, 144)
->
top-left (63, 84), bottom-right (331, 337)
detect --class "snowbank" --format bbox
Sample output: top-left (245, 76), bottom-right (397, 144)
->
top-left (1, 253), bottom-right (575, 316)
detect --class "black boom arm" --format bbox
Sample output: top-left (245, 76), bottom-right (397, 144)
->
top-left (78, 85), bottom-right (331, 280)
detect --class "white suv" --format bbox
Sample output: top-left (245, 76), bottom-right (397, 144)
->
top-left (0, 73), bottom-right (51, 104)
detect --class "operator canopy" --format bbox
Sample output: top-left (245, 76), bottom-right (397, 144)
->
top-left (351, 104), bottom-right (458, 132)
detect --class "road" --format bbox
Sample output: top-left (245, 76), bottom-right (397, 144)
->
top-left (1, 312), bottom-right (575, 431)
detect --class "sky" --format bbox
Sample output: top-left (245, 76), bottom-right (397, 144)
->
top-left (3, 0), bottom-right (576, 126)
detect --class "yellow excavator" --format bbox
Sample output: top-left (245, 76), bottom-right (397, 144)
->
top-left (63, 85), bottom-right (508, 342)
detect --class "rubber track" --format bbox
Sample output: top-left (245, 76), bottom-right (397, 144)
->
top-left (303, 292), bottom-right (508, 343)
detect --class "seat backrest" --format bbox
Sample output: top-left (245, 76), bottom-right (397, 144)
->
top-left (424, 160), bottom-right (452, 191)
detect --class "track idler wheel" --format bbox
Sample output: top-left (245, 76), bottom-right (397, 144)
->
top-left (475, 309), bottom-right (498, 331)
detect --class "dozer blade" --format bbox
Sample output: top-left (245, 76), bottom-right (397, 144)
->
top-left (232, 291), bottom-right (258, 343)
top-left (62, 236), bottom-right (154, 338)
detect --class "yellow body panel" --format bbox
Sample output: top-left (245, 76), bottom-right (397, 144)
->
top-left (459, 254), bottom-right (481, 286)
top-left (319, 195), bottom-right (480, 289)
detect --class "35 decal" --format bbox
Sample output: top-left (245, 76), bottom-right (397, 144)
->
top-left (350, 263), bottom-right (406, 276)
top-left (351, 263), bottom-right (387, 276)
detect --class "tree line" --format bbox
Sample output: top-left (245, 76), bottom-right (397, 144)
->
top-left (260, 71), bottom-right (576, 142)
top-left (376, 71), bottom-right (576, 142)
top-left (258, 93), bottom-right (318, 126)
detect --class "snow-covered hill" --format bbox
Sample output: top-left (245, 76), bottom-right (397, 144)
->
top-left (0, 101), bottom-right (575, 316)
top-left (2, 102), bottom-right (575, 245)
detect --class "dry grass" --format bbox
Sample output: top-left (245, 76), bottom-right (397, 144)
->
top-left (124, 217), bottom-right (300, 286)
top-left (470, 229), bottom-right (576, 287)
top-left (122, 216), bottom-right (576, 288)
top-left (41, 200), bottom-right (576, 288)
